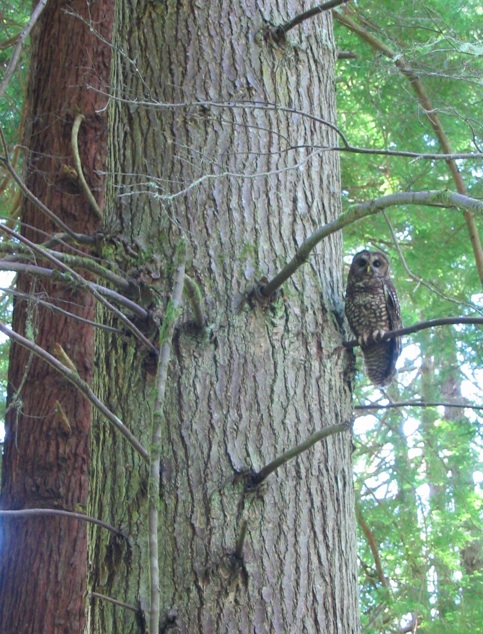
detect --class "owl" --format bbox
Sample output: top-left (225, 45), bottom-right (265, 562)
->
top-left (345, 250), bottom-right (402, 387)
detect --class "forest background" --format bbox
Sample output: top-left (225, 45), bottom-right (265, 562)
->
top-left (0, 0), bottom-right (482, 632)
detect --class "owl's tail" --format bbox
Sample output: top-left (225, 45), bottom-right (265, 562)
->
top-left (362, 340), bottom-right (398, 387)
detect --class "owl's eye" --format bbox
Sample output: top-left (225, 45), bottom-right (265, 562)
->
top-left (373, 259), bottom-right (381, 268)
top-left (358, 257), bottom-right (367, 267)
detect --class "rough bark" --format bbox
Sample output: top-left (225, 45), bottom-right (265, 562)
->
top-left (0, 2), bottom-right (112, 632)
top-left (88, 1), bottom-right (358, 632)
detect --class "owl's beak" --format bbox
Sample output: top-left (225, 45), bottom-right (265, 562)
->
top-left (366, 264), bottom-right (371, 274)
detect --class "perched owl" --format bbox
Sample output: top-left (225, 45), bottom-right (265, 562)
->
top-left (345, 250), bottom-right (402, 387)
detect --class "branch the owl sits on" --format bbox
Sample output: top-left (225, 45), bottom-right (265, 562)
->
top-left (345, 250), bottom-right (402, 387)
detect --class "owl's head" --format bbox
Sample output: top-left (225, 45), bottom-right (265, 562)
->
top-left (349, 250), bottom-right (390, 279)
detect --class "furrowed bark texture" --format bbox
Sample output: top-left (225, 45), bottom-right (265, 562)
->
top-left (0, 2), bottom-right (112, 632)
top-left (88, 1), bottom-right (358, 632)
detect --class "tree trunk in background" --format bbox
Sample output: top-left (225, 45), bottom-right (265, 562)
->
top-left (438, 334), bottom-right (482, 622)
top-left (88, 1), bottom-right (358, 632)
top-left (391, 382), bottom-right (430, 628)
top-left (0, 2), bottom-right (112, 631)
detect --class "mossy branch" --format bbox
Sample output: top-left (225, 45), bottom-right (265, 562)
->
top-left (0, 240), bottom-right (130, 291)
top-left (0, 224), bottom-right (155, 351)
top-left (247, 422), bottom-right (349, 488)
top-left (234, 518), bottom-right (249, 562)
top-left (183, 274), bottom-right (205, 329)
top-left (149, 238), bottom-right (186, 634)
top-left (259, 190), bottom-right (483, 298)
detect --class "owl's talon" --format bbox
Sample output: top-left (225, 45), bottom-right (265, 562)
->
top-left (359, 330), bottom-right (386, 346)
top-left (372, 329), bottom-right (386, 343)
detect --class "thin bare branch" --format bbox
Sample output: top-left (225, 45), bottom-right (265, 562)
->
top-left (40, 231), bottom-right (97, 249)
top-left (334, 145), bottom-right (483, 161)
top-left (0, 0), bottom-right (48, 100)
top-left (234, 518), bottom-right (249, 561)
top-left (248, 422), bottom-right (348, 487)
top-left (0, 508), bottom-right (126, 537)
top-left (0, 321), bottom-right (150, 462)
top-left (88, 87), bottom-right (483, 162)
top-left (89, 592), bottom-right (140, 614)
top-left (274, 0), bottom-right (351, 40)
top-left (87, 92), bottom-right (351, 148)
top-left (344, 317), bottom-right (483, 348)
top-left (355, 401), bottom-right (483, 412)
top-left (1, 287), bottom-right (122, 333)
top-left (88, 90), bottom-right (483, 163)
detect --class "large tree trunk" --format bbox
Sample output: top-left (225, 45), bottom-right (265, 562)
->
top-left (88, 1), bottom-right (359, 632)
top-left (0, 2), bottom-right (112, 632)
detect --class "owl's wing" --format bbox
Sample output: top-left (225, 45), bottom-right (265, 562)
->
top-left (384, 279), bottom-right (402, 357)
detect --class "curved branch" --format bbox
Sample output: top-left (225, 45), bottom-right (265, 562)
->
top-left (0, 508), bottom-right (126, 537)
top-left (86, 92), bottom-right (351, 149)
top-left (71, 113), bottom-right (103, 220)
top-left (0, 321), bottom-right (150, 462)
top-left (260, 190), bottom-right (483, 297)
top-left (343, 317), bottom-right (483, 348)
